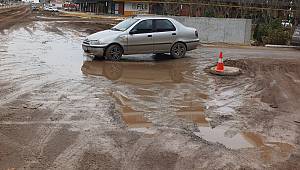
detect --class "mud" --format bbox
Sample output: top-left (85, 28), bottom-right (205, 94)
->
top-left (0, 12), bottom-right (300, 169)
top-left (0, 6), bottom-right (31, 30)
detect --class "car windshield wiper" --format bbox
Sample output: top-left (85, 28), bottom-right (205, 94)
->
top-left (110, 28), bottom-right (121, 31)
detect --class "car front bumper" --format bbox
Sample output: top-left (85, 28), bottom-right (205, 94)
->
top-left (82, 44), bottom-right (106, 56)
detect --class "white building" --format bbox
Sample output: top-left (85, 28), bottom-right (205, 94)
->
top-left (22, 0), bottom-right (40, 3)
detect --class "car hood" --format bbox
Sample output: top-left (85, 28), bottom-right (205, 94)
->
top-left (86, 30), bottom-right (122, 40)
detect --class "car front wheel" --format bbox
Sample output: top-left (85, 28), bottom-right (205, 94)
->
top-left (105, 44), bottom-right (123, 61)
top-left (171, 42), bottom-right (186, 59)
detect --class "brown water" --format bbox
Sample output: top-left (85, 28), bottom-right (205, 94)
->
top-left (81, 58), bottom-right (294, 155)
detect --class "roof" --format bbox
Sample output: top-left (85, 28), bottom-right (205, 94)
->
top-left (133, 15), bottom-right (173, 20)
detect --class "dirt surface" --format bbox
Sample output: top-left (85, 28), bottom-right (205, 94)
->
top-left (0, 10), bottom-right (300, 170)
top-left (0, 5), bottom-right (32, 30)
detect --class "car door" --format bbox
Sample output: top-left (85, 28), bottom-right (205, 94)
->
top-left (153, 19), bottom-right (177, 53)
top-left (127, 19), bottom-right (154, 54)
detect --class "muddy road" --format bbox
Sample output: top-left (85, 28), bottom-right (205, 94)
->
top-left (0, 5), bottom-right (31, 30)
top-left (0, 15), bottom-right (300, 170)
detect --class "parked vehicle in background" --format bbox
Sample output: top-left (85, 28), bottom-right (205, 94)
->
top-left (291, 25), bottom-right (300, 46)
top-left (281, 20), bottom-right (292, 27)
top-left (44, 6), bottom-right (58, 12)
top-left (43, 6), bottom-right (49, 11)
top-left (51, 7), bottom-right (59, 12)
top-left (31, 5), bottom-right (38, 11)
top-left (82, 16), bottom-right (199, 60)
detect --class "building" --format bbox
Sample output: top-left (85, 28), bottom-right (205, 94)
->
top-left (50, 0), bottom-right (63, 8)
top-left (112, 0), bottom-right (149, 16)
top-left (73, 0), bottom-right (112, 14)
top-left (70, 0), bottom-right (299, 24)
top-left (22, 0), bottom-right (41, 3)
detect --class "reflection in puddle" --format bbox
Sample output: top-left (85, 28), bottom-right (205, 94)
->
top-left (81, 59), bottom-right (187, 84)
top-left (83, 57), bottom-right (210, 129)
top-left (82, 58), bottom-right (294, 161)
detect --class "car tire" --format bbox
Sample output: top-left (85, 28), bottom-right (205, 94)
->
top-left (105, 44), bottom-right (123, 61)
top-left (94, 55), bottom-right (105, 60)
top-left (171, 42), bottom-right (186, 59)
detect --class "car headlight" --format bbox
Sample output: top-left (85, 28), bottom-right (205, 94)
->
top-left (90, 40), bottom-right (104, 45)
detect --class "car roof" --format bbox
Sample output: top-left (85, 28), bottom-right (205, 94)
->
top-left (133, 15), bottom-right (173, 20)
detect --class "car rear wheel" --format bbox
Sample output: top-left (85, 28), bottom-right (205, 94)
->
top-left (171, 42), bottom-right (186, 59)
top-left (105, 44), bottom-right (123, 61)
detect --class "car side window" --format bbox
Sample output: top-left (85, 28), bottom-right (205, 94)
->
top-left (130, 20), bottom-right (153, 34)
top-left (154, 19), bottom-right (176, 32)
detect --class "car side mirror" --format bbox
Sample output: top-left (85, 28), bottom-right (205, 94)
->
top-left (129, 29), bottom-right (137, 35)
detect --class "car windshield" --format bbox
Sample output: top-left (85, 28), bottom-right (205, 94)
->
top-left (111, 18), bottom-right (139, 31)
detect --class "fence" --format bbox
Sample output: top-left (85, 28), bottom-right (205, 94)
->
top-left (170, 16), bottom-right (252, 45)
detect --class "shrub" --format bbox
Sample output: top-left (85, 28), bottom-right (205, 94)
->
top-left (253, 19), bottom-right (292, 45)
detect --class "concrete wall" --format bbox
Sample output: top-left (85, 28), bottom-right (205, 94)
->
top-left (170, 16), bottom-right (252, 45)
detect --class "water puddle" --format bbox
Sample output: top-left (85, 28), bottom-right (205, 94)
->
top-left (194, 126), bottom-right (253, 149)
top-left (176, 107), bottom-right (208, 126)
top-left (81, 58), bottom-right (189, 84)
top-left (242, 132), bottom-right (294, 162)
top-left (83, 56), bottom-right (295, 161)
top-left (110, 90), bottom-right (152, 128)
top-left (194, 127), bottom-right (294, 162)
top-left (121, 106), bottom-right (152, 128)
top-left (1, 21), bottom-right (86, 80)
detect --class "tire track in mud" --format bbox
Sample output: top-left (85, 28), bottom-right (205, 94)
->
top-left (0, 5), bottom-right (31, 30)
top-left (10, 78), bottom-right (121, 169)
top-left (0, 26), bottom-right (48, 106)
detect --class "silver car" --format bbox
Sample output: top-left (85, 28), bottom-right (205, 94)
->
top-left (82, 16), bottom-right (199, 60)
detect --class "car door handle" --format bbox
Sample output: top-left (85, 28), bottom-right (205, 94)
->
top-left (148, 35), bottom-right (152, 37)
top-left (172, 33), bottom-right (176, 35)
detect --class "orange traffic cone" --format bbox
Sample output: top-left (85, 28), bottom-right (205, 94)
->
top-left (215, 52), bottom-right (224, 72)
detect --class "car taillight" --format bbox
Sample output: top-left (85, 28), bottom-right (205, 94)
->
top-left (195, 30), bottom-right (198, 38)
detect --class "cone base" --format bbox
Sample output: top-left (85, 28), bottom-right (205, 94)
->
top-left (209, 66), bottom-right (241, 76)
top-left (215, 68), bottom-right (224, 72)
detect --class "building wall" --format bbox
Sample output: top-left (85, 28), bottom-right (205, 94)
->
top-left (113, 2), bottom-right (124, 15)
top-left (74, 0), bottom-right (111, 14)
top-left (22, 0), bottom-right (40, 3)
top-left (123, 1), bottom-right (149, 16)
top-left (170, 16), bottom-right (252, 44)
